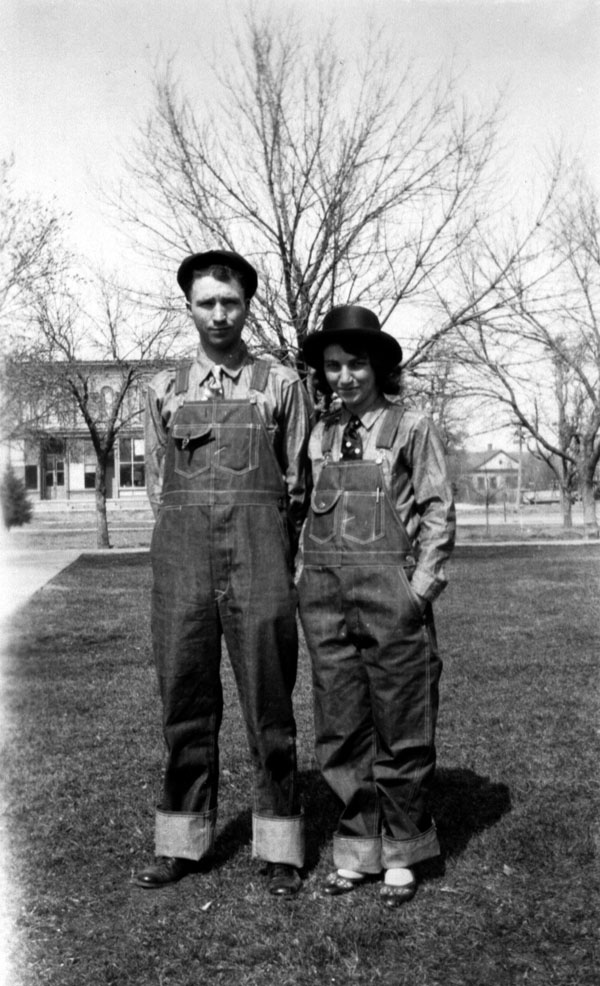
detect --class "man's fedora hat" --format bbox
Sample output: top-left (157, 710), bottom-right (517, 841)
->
top-left (302, 304), bottom-right (402, 367)
top-left (177, 250), bottom-right (258, 299)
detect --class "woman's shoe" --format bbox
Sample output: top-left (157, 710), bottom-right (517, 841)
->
top-left (322, 870), bottom-right (367, 896)
top-left (380, 879), bottom-right (417, 908)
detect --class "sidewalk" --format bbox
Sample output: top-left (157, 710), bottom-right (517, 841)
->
top-left (0, 543), bottom-right (82, 622)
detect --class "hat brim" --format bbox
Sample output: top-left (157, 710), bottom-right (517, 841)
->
top-left (302, 328), bottom-right (402, 368)
top-left (177, 250), bottom-right (258, 298)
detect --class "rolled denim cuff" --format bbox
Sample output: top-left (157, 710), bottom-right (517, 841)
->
top-left (155, 807), bottom-right (217, 861)
top-left (333, 835), bottom-right (382, 874)
top-left (251, 812), bottom-right (305, 868)
top-left (382, 823), bottom-right (440, 869)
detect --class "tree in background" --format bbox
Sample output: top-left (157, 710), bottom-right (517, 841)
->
top-left (0, 157), bottom-right (66, 322)
top-left (115, 10), bottom-right (558, 432)
top-left (4, 269), bottom-right (178, 548)
top-left (457, 165), bottom-right (600, 534)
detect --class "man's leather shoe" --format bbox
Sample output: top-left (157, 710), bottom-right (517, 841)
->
top-left (266, 863), bottom-right (302, 897)
top-left (132, 856), bottom-right (194, 889)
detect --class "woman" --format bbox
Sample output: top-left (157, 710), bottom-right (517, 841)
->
top-left (298, 305), bottom-right (455, 907)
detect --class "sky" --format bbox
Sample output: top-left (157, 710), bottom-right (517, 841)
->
top-left (1, 0), bottom-right (599, 452)
top-left (3, 0), bottom-right (599, 263)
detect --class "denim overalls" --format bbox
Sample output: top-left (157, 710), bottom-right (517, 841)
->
top-left (150, 360), bottom-right (303, 867)
top-left (298, 406), bottom-right (441, 872)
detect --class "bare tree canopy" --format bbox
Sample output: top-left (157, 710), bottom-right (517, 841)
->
top-left (457, 165), bottom-right (600, 533)
top-left (115, 12), bottom-right (514, 373)
top-left (0, 157), bottom-right (66, 326)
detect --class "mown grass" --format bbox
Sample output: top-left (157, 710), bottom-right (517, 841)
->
top-left (1, 545), bottom-right (599, 985)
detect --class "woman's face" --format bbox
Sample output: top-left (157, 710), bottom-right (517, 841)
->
top-left (322, 343), bottom-right (379, 416)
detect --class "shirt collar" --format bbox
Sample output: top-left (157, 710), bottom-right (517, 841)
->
top-left (340, 396), bottom-right (388, 431)
top-left (195, 341), bottom-right (250, 384)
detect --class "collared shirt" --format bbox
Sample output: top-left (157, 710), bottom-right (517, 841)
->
top-left (308, 396), bottom-right (456, 601)
top-left (144, 342), bottom-right (311, 536)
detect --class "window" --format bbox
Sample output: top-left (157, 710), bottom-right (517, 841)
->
top-left (84, 443), bottom-right (96, 489)
top-left (24, 465), bottom-right (39, 490)
top-left (101, 386), bottom-right (115, 418)
top-left (119, 437), bottom-right (145, 488)
top-left (45, 455), bottom-right (65, 487)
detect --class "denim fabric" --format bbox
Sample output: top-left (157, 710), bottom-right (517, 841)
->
top-left (307, 398), bottom-right (455, 600)
top-left (298, 407), bottom-right (449, 870)
top-left (150, 391), bottom-right (303, 865)
top-left (145, 344), bottom-right (311, 539)
top-left (252, 812), bottom-right (305, 869)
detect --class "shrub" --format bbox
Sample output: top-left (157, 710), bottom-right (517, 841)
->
top-left (1, 464), bottom-right (33, 529)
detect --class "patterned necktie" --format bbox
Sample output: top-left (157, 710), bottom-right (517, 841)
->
top-left (341, 414), bottom-right (363, 460)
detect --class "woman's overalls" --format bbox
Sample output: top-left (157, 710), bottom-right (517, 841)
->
top-left (150, 359), bottom-right (303, 867)
top-left (298, 406), bottom-right (441, 872)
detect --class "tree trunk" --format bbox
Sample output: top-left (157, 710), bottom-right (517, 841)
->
top-left (580, 477), bottom-right (599, 537)
top-left (561, 493), bottom-right (573, 530)
top-left (95, 465), bottom-right (111, 549)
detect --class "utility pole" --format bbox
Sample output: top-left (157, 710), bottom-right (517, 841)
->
top-left (515, 425), bottom-right (523, 524)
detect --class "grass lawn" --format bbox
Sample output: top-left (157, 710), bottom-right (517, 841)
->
top-left (1, 544), bottom-right (599, 985)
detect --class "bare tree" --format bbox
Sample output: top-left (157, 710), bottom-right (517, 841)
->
top-left (456, 167), bottom-right (600, 535)
top-left (114, 12), bottom-right (520, 379)
top-left (0, 157), bottom-right (66, 322)
top-left (4, 269), bottom-right (179, 547)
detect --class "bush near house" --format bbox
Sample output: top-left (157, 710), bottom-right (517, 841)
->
top-left (0, 464), bottom-right (33, 529)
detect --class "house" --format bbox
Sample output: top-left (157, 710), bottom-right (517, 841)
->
top-left (467, 447), bottom-right (520, 497)
top-left (2, 360), bottom-right (164, 504)
top-left (448, 445), bottom-right (561, 504)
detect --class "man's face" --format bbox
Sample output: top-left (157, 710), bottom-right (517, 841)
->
top-left (187, 274), bottom-right (248, 355)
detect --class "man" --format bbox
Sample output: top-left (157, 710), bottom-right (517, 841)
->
top-left (134, 250), bottom-right (310, 896)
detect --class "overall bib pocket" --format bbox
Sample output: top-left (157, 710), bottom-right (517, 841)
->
top-left (308, 489), bottom-right (341, 544)
top-left (341, 490), bottom-right (385, 544)
top-left (215, 423), bottom-right (259, 474)
top-left (173, 423), bottom-right (213, 477)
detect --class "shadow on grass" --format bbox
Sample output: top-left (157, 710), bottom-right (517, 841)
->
top-left (200, 766), bottom-right (511, 878)
top-left (301, 765), bottom-right (511, 876)
top-left (427, 766), bottom-right (512, 876)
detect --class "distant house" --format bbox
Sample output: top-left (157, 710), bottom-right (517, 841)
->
top-left (449, 445), bottom-right (560, 504)
top-left (468, 447), bottom-right (520, 497)
top-left (2, 360), bottom-right (163, 504)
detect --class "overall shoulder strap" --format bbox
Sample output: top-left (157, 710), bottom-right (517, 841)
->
top-left (376, 405), bottom-right (404, 449)
top-left (320, 410), bottom-right (342, 455)
top-left (250, 358), bottom-right (270, 392)
top-left (174, 361), bottom-right (193, 396)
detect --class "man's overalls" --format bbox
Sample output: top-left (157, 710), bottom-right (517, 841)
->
top-left (150, 359), bottom-right (304, 868)
top-left (298, 406), bottom-right (441, 873)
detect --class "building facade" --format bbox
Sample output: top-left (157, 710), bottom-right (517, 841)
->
top-left (3, 360), bottom-right (161, 503)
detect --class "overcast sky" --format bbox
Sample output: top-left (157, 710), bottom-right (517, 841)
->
top-left (3, 0), bottom-right (599, 263)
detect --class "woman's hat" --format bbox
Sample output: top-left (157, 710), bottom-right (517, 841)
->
top-left (302, 305), bottom-right (402, 367)
top-left (177, 250), bottom-right (258, 299)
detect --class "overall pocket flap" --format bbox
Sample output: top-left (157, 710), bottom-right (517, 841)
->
top-left (173, 423), bottom-right (212, 443)
top-left (311, 489), bottom-right (341, 514)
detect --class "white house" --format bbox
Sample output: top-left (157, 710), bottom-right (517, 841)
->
top-left (3, 360), bottom-right (160, 503)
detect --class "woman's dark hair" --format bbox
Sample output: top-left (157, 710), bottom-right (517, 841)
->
top-left (311, 339), bottom-right (402, 410)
